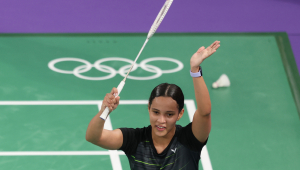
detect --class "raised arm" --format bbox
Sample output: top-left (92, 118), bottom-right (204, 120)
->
top-left (85, 88), bottom-right (123, 150)
top-left (190, 41), bottom-right (220, 143)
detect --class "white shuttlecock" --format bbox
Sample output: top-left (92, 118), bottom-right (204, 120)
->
top-left (212, 74), bottom-right (230, 88)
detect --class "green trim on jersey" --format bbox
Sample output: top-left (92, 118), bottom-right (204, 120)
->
top-left (131, 155), bottom-right (162, 166)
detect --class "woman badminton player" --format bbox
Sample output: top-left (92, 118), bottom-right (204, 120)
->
top-left (86, 40), bottom-right (220, 170)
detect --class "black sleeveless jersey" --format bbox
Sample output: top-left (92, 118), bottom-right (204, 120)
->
top-left (119, 123), bottom-right (207, 170)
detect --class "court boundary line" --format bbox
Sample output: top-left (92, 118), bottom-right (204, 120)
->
top-left (0, 151), bottom-right (125, 156)
top-left (276, 33), bottom-right (300, 118)
top-left (0, 100), bottom-right (212, 170)
top-left (97, 103), bottom-right (122, 170)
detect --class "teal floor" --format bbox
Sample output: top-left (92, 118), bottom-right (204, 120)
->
top-left (0, 33), bottom-right (299, 170)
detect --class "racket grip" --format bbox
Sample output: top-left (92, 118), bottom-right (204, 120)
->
top-left (100, 80), bottom-right (125, 120)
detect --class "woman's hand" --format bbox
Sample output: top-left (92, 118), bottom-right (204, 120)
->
top-left (101, 88), bottom-right (120, 113)
top-left (190, 41), bottom-right (220, 72)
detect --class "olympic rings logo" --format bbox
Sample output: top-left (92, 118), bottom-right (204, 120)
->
top-left (48, 57), bottom-right (184, 80)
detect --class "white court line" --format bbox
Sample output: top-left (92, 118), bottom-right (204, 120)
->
top-left (0, 100), bottom-right (213, 170)
top-left (0, 100), bottom-right (148, 105)
top-left (185, 100), bottom-right (213, 170)
top-left (0, 151), bottom-right (125, 156)
top-left (97, 104), bottom-right (123, 170)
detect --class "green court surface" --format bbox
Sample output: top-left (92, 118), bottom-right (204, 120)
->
top-left (0, 33), bottom-right (299, 170)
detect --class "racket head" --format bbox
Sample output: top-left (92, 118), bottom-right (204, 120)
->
top-left (147, 0), bottom-right (174, 38)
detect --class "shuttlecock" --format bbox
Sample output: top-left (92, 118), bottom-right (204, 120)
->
top-left (212, 74), bottom-right (230, 88)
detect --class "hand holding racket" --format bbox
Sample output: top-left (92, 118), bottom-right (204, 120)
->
top-left (100, 0), bottom-right (174, 120)
top-left (100, 88), bottom-right (120, 115)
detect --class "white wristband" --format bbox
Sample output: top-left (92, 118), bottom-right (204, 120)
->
top-left (190, 66), bottom-right (202, 77)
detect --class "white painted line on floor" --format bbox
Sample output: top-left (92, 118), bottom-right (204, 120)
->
top-left (0, 101), bottom-right (101, 105)
top-left (0, 151), bottom-right (125, 156)
top-left (98, 104), bottom-right (123, 170)
top-left (185, 100), bottom-right (213, 170)
top-left (0, 100), bottom-right (148, 105)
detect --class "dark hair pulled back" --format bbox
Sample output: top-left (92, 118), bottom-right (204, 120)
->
top-left (148, 83), bottom-right (184, 112)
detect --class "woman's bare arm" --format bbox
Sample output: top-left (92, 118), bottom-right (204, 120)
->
top-left (85, 88), bottom-right (123, 150)
top-left (190, 41), bottom-right (220, 143)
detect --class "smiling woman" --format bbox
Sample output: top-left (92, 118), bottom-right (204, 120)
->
top-left (148, 84), bottom-right (184, 142)
top-left (86, 40), bottom-right (220, 170)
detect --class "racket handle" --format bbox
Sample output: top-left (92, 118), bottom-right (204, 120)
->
top-left (100, 80), bottom-right (125, 120)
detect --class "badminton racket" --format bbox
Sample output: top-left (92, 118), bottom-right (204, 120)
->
top-left (100, 0), bottom-right (174, 120)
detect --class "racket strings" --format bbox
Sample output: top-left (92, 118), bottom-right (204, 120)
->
top-left (152, 1), bottom-right (171, 33)
top-left (148, 0), bottom-right (173, 38)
